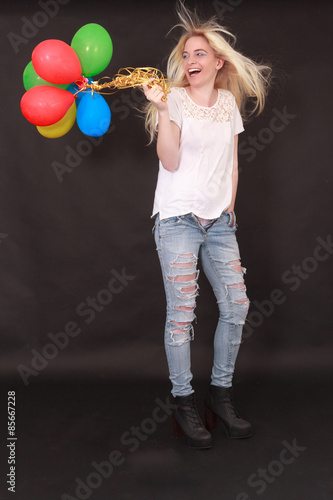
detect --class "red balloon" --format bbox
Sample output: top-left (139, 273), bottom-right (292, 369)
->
top-left (20, 86), bottom-right (74, 126)
top-left (32, 39), bottom-right (82, 84)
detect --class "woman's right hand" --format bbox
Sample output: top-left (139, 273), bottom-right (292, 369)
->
top-left (142, 79), bottom-right (168, 112)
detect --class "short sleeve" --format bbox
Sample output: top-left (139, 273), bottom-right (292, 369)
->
top-left (232, 100), bottom-right (244, 136)
top-left (155, 87), bottom-right (182, 131)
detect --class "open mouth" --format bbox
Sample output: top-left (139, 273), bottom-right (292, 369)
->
top-left (188, 68), bottom-right (201, 77)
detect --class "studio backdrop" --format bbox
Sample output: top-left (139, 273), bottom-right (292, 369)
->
top-left (1, 0), bottom-right (332, 388)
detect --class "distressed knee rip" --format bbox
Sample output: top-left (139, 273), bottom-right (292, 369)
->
top-left (166, 254), bottom-right (198, 346)
top-left (169, 317), bottom-right (195, 346)
top-left (226, 260), bottom-right (249, 309)
top-left (169, 322), bottom-right (194, 346)
top-left (227, 281), bottom-right (249, 308)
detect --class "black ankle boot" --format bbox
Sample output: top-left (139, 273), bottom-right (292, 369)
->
top-left (172, 393), bottom-right (212, 449)
top-left (205, 385), bottom-right (253, 438)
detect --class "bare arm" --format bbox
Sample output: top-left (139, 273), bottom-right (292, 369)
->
top-left (156, 110), bottom-right (180, 172)
top-left (142, 84), bottom-right (180, 172)
top-left (226, 135), bottom-right (239, 212)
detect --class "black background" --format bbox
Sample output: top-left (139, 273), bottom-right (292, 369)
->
top-left (0, 1), bottom-right (332, 499)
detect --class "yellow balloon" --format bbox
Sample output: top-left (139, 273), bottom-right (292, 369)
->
top-left (37, 101), bottom-right (77, 138)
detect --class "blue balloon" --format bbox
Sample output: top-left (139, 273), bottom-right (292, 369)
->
top-left (67, 78), bottom-right (93, 106)
top-left (76, 91), bottom-right (111, 137)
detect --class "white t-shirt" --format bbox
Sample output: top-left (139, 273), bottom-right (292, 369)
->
top-left (152, 87), bottom-right (244, 221)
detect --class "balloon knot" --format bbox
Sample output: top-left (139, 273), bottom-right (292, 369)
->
top-left (76, 76), bottom-right (89, 89)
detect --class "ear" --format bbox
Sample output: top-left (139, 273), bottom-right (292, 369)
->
top-left (216, 58), bottom-right (224, 70)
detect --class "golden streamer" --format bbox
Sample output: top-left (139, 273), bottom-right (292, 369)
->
top-left (77, 67), bottom-right (171, 102)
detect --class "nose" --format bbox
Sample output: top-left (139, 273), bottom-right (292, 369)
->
top-left (187, 55), bottom-right (196, 65)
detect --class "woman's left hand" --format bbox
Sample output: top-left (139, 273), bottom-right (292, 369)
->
top-left (142, 78), bottom-right (168, 112)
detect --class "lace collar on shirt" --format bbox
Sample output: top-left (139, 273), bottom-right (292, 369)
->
top-left (176, 87), bottom-right (234, 123)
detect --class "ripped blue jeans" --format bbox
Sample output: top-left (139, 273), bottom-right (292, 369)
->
top-left (153, 212), bottom-right (249, 397)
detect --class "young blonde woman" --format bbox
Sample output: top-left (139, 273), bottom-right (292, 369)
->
top-left (143, 3), bottom-right (271, 449)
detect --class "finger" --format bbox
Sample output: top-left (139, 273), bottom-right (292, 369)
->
top-left (143, 78), bottom-right (155, 87)
top-left (143, 85), bottom-right (161, 98)
top-left (148, 86), bottom-right (163, 97)
top-left (142, 84), bottom-right (153, 95)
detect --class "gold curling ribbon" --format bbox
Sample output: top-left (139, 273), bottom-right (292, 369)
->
top-left (79, 67), bottom-right (171, 102)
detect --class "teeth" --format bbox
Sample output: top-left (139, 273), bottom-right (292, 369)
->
top-left (189, 68), bottom-right (201, 74)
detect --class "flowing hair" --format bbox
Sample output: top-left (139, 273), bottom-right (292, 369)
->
top-left (144, 1), bottom-right (272, 143)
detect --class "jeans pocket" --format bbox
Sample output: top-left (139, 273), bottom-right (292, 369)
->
top-left (226, 211), bottom-right (237, 229)
top-left (158, 216), bottom-right (189, 238)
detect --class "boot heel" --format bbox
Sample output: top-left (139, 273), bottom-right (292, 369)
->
top-left (205, 405), bottom-right (218, 431)
top-left (172, 415), bottom-right (184, 439)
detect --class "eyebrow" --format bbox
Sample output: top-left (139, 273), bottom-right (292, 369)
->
top-left (183, 49), bottom-right (208, 54)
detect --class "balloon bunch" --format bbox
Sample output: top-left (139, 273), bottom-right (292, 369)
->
top-left (20, 23), bottom-right (112, 138)
top-left (20, 24), bottom-right (170, 139)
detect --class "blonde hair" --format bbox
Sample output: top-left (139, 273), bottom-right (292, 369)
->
top-left (144, 1), bottom-right (272, 142)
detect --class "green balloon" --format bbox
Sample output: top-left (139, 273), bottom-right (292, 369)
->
top-left (71, 23), bottom-right (113, 77)
top-left (23, 61), bottom-right (69, 91)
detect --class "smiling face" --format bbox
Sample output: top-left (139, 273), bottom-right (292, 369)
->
top-left (182, 35), bottom-right (224, 88)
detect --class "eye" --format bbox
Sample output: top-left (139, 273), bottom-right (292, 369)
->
top-left (197, 52), bottom-right (206, 56)
top-left (182, 53), bottom-right (188, 59)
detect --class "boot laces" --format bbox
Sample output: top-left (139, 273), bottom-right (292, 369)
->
top-left (179, 396), bottom-right (203, 429)
top-left (225, 399), bottom-right (240, 418)
top-left (221, 392), bottom-right (241, 419)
